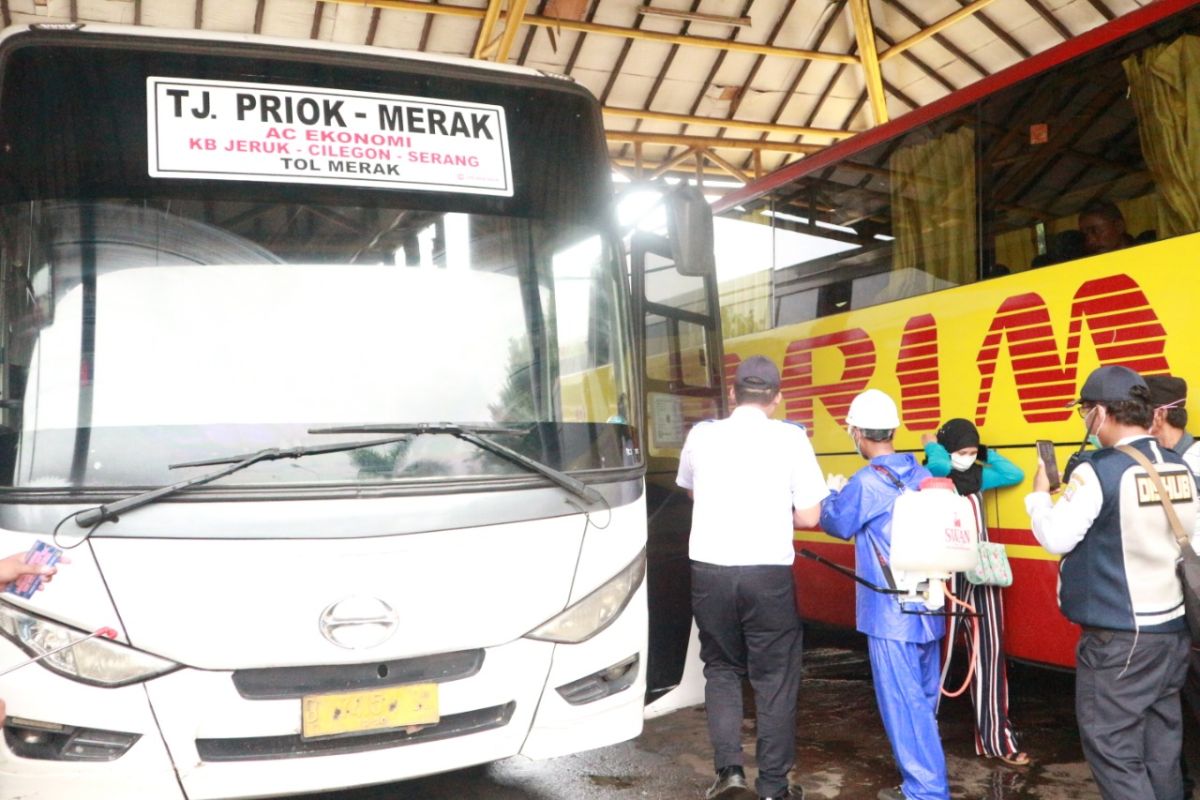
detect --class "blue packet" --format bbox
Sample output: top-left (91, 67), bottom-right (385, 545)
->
top-left (6, 541), bottom-right (62, 599)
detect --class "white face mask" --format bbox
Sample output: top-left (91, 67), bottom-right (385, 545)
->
top-left (950, 453), bottom-right (976, 472)
top-left (847, 425), bottom-right (864, 459)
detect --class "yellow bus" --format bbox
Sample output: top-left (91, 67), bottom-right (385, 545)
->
top-left (700, 0), bottom-right (1200, 669)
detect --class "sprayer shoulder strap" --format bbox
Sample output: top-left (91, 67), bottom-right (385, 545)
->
top-left (870, 464), bottom-right (907, 493)
top-left (1116, 444), bottom-right (1189, 549)
top-left (867, 464), bottom-right (905, 589)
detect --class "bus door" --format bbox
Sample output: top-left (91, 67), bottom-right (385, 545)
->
top-left (631, 187), bottom-right (724, 701)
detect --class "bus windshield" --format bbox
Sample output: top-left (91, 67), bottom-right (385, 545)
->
top-left (0, 200), bottom-right (631, 489)
top-left (0, 35), bottom-right (633, 490)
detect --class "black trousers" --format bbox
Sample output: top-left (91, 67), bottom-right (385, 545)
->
top-left (1076, 628), bottom-right (1190, 800)
top-left (691, 561), bottom-right (803, 798)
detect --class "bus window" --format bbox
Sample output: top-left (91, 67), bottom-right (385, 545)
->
top-left (980, 20), bottom-right (1200, 271)
top-left (723, 115), bottom-right (981, 323)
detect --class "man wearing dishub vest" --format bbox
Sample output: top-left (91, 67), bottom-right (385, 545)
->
top-left (1026, 365), bottom-right (1199, 800)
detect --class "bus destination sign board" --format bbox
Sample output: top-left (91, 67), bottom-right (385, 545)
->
top-left (146, 77), bottom-right (514, 196)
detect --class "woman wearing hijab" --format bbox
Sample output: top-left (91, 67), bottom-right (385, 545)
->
top-left (922, 418), bottom-right (1028, 767)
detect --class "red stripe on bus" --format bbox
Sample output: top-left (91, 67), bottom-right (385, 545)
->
top-left (1008, 382), bottom-right (1077, 399)
top-left (1014, 368), bottom-right (1077, 385)
top-left (900, 370), bottom-right (939, 385)
top-left (900, 383), bottom-right (939, 398)
top-left (1083, 308), bottom-right (1163, 329)
top-left (1009, 339), bottom-right (1058, 357)
top-left (1073, 274), bottom-right (1150, 299)
top-left (1011, 354), bottom-right (1064, 371)
top-left (990, 308), bottom-right (1053, 328)
top-left (900, 327), bottom-right (937, 344)
top-left (1105, 324), bottom-right (1168, 343)
top-left (897, 356), bottom-right (938, 373)
top-left (987, 527), bottom-right (1041, 546)
top-left (899, 343), bottom-right (939, 359)
top-left (1002, 328), bottom-right (1058, 345)
top-left (1095, 341), bottom-right (1169, 361)
top-left (902, 395), bottom-right (941, 410)
top-left (1021, 397), bottom-right (1080, 411)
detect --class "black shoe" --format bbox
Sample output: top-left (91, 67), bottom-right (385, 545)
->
top-left (706, 766), bottom-right (749, 800)
top-left (760, 786), bottom-right (804, 800)
top-left (877, 787), bottom-right (908, 800)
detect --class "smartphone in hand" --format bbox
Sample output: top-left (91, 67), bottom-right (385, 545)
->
top-left (1036, 439), bottom-right (1061, 492)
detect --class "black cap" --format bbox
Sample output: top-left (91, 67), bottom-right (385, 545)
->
top-left (1069, 365), bottom-right (1148, 406)
top-left (734, 356), bottom-right (781, 392)
top-left (1145, 374), bottom-right (1187, 408)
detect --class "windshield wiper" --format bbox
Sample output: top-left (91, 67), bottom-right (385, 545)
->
top-left (73, 435), bottom-right (411, 528)
top-left (308, 423), bottom-right (605, 506)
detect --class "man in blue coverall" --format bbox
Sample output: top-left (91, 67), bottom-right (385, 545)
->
top-left (819, 389), bottom-right (949, 800)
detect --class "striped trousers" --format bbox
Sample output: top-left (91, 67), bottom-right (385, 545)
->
top-left (952, 572), bottom-right (1021, 758)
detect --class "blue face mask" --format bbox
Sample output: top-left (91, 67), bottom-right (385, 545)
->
top-left (1086, 434), bottom-right (1101, 449)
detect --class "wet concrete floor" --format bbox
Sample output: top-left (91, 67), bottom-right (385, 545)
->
top-left (290, 630), bottom-right (1197, 800)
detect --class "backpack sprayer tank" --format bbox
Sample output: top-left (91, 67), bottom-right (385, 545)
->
top-left (889, 477), bottom-right (980, 610)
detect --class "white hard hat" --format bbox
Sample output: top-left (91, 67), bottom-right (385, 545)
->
top-left (846, 389), bottom-right (900, 430)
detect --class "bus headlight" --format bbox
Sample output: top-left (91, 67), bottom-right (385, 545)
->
top-left (526, 549), bottom-right (645, 644)
top-left (0, 603), bottom-right (179, 687)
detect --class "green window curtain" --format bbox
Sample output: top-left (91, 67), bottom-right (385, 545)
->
top-left (1124, 35), bottom-right (1200, 238)
top-left (888, 127), bottom-right (977, 299)
top-left (994, 227), bottom-right (1035, 274)
top-left (718, 271), bottom-right (773, 337)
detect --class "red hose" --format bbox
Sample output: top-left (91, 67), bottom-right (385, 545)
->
top-left (941, 581), bottom-right (979, 698)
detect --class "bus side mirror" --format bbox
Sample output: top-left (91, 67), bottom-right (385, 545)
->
top-left (665, 185), bottom-right (716, 278)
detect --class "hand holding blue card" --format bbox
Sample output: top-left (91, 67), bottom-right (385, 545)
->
top-left (4, 542), bottom-right (63, 598)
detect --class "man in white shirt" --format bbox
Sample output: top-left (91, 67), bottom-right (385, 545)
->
top-left (676, 355), bottom-right (828, 800)
top-left (1026, 365), bottom-right (1196, 800)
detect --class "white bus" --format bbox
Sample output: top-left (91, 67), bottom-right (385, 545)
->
top-left (0, 23), bottom-right (715, 799)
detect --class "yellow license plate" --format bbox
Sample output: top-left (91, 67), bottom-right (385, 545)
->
top-left (301, 683), bottom-right (439, 739)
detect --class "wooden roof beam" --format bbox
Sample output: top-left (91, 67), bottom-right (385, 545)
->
top-left (473, 0), bottom-right (506, 58)
top-left (619, 0), bottom-right (711, 163)
top-left (700, 148), bottom-right (752, 183)
top-left (322, 0), bottom-right (860, 63)
top-left (604, 107), bottom-right (852, 140)
top-left (606, 131), bottom-right (821, 154)
top-left (879, 0), bottom-right (999, 61)
top-left (651, 148), bottom-right (701, 181)
top-left (882, 0), bottom-right (987, 77)
top-left (848, 0), bottom-right (888, 125)
top-left (495, 0), bottom-right (532, 61)
top-left (612, 156), bottom-right (734, 180)
top-left (1021, 0), bottom-right (1072, 41)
